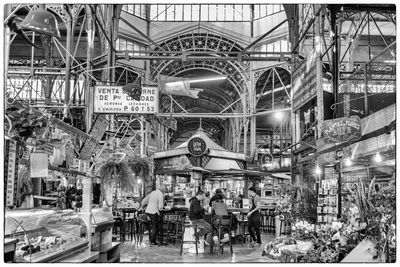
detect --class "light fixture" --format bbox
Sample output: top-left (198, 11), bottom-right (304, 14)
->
top-left (374, 152), bottom-right (382, 163)
top-left (344, 158), bottom-right (352, 167)
top-left (315, 165), bottom-right (322, 176)
top-left (274, 111), bottom-right (284, 121)
top-left (137, 179), bottom-right (142, 184)
top-left (20, 5), bottom-right (60, 38)
top-left (187, 76), bottom-right (226, 83)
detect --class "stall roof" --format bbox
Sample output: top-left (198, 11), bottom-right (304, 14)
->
top-left (207, 168), bottom-right (269, 178)
top-left (154, 129), bottom-right (246, 161)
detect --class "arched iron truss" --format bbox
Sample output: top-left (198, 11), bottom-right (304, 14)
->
top-left (169, 118), bottom-right (225, 145)
top-left (148, 32), bottom-right (252, 147)
top-left (254, 64), bottom-right (292, 111)
top-left (149, 32), bottom-right (250, 97)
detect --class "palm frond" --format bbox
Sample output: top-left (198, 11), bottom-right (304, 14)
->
top-left (127, 157), bottom-right (151, 183)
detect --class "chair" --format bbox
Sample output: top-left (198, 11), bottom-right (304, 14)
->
top-left (112, 212), bottom-right (125, 242)
top-left (166, 214), bottom-right (182, 245)
top-left (237, 211), bottom-right (249, 245)
top-left (211, 201), bottom-right (233, 256)
top-left (180, 221), bottom-right (198, 255)
top-left (137, 211), bottom-right (150, 244)
top-left (259, 209), bottom-right (268, 233)
top-left (267, 209), bottom-right (276, 235)
top-left (122, 209), bottom-right (137, 242)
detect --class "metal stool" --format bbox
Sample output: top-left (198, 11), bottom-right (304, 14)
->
top-left (213, 215), bottom-right (233, 256)
top-left (137, 212), bottom-right (150, 244)
top-left (123, 210), bottom-right (137, 242)
top-left (259, 209), bottom-right (268, 233)
top-left (112, 215), bottom-right (125, 242)
top-left (180, 221), bottom-right (198, 255)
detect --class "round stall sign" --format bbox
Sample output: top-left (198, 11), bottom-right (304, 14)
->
top-left (188, 137), bottom-right (207, 156)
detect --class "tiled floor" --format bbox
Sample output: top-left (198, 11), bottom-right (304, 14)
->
top-left (120, 234), bottom-right (277, 263)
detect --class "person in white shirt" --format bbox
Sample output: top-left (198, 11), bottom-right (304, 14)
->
top-left (141, 184), bottom-right (165, 246)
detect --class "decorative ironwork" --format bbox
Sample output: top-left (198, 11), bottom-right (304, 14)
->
top-left (149, 32), bottom-right (250, 96)
top-left (201, 155), bottom-right (211, 168)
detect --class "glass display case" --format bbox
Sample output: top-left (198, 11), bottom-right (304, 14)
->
top-left (5, 208), bottom-right (88, 263)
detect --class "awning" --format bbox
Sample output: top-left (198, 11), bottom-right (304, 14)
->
top-left (269, 172), bottom-right (291, 180)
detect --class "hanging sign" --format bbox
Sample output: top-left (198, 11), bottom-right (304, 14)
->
top-left (322, 116), bottom-right (362, 143)
top-left (292, 49), bottom-right (318, 111)
top-left (5, 139), bottom-right (18, 206)
top-left (188, 137), bottom-right (207, 156)
top-left (94, 86), bottom-right (159, 114)
top-left (79, 114), bottom-right (108, 160)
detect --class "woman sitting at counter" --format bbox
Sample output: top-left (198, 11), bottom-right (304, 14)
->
top-left (209, 188), bottom-right (225, 207)
top-left (189, 190), bottom-right (213, 246)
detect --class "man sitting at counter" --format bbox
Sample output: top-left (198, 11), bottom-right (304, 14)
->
top-left (189, 190), bottom-right (213, 246)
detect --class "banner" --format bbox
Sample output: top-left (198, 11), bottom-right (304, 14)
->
top-left (158, 75), bottom-right (203, 98)
top-left (94, 86), bottom-right (158, 114)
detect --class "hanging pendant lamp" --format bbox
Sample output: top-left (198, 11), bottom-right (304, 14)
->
top-left (20, 6), bottom-right (60, 38)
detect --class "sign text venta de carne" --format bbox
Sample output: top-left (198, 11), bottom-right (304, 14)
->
top-left (94, 86), bottom-right (158, 114)
top-left (322, 116), bottom-right (362, 143)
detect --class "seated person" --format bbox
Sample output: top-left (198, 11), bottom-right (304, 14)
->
top-left (211, 195), bottom-right (231, 243)
top-left (209, 188), bottom-right (225, 207)
top-left (189, 190), bottom-right (213, 246)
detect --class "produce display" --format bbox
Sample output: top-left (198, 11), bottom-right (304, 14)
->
top-left (263, 236), bottom-right (313, 260)
top-left (15, 235), bottom-right (85, 261)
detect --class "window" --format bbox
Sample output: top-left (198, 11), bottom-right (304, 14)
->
top-left (192, 5), bottom-right (200, 21)
top-left (175, 5), bottom-right (183, 21)
top-left (123, 4), bottom-right (146, 19)
top-left (183, 5), bottom-right (192, 20)
top-left (148, 4), bottom-right (252, 22)
top-left (166, 5), bottom-right (175, 21)
top-left (208, 5), bottom-right (217, 20)
top-left (119, 39), bottom-right (126, 50)
top-left (254, 4), bottom-right (284, 20)
top-left (201, 5), bottom-right (208, 21)
top-left (225, 5), bottom-right (234, 20)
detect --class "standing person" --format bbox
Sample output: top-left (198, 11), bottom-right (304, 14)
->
top-left (141, 184), bottom-right (165, 246)
top-left (237, 194), bottom-right (244, 208)
top-left (203, 192), bottom-right (211, 209)
top-left (189, 190), bottom-right (213, 246)
top-left (247, 186), bottom-right (262, 247)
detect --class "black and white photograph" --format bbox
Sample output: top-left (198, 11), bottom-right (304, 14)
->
top-left (1, 1), bottom-right (397, 264)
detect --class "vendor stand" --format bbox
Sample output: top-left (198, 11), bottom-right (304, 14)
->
top-left (154, 129), bottom-right (282, 246)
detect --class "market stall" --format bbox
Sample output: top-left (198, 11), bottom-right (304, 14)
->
top-left (154, 129), bottom-right (249, 205)
top-left (3, 103), bottom-right (125, 262)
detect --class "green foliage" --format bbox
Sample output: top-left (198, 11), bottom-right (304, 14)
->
top-left (6, 105), bottom-right (48, 140)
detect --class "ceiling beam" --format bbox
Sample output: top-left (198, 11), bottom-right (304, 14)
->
top-left (291, 5), bottom-right (324, 54)
top-left (116, 53), bottom-right (290, 62)
top-left (120, 17), bottom-right (165, 51)
top-left (242, 19), bottom-right (288, 52)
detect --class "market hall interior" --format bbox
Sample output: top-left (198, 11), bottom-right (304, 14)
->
top-left (3, 2), bottom-right (396, 264)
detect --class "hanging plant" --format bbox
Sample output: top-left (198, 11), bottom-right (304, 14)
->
top-left (5, 105), bottom-right (48, 142)
top-left (97, 159), bottom-right (135, 207)
top-left (127, 156), bottom-right (152, 197)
